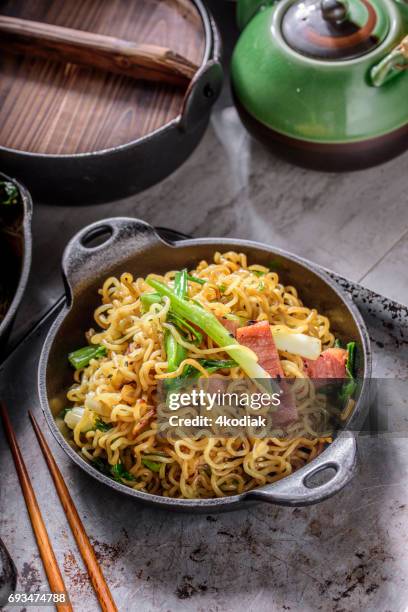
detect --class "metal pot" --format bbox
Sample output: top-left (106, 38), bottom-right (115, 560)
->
top-left (38, 217), bottom-right (371, 511)
top-left (0, 172), bottom-right (32, 352)
top-left (0, 1), bottom-right (223, 206)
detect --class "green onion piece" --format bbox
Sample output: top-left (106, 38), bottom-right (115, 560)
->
top-left (146, 277), bottom-right (271, 381)
top-left (175, 269), bottom-right (188, 297)
top-left (111, 462), bottom-right (135, 482)
top-left (191, 299), bottom-right (205, 309)
top-left (167, 312), bottom-right (203, 344)
top-left (142, 458), bottom-right (161, 472)
top-left (179, 358), bottom-right (237, 378)
top-left (339, 378), bottom-right (358, 404)
top-left (339, 342), bottom-right (357, 404)
top-left (0, 181), bottom-right (19, 206)
top-left (187, 274), bottom-right (206, 285)
top-left (165, 269), bottom-right (188, 372)
top-left (164, 359), bottom-right (237, 393)
top-left (165, 329), bottom-right (186, 373)
top-left (252, 270), bottom-right (266, 277)
top-left (140, 292), bottom-right (162, 312)
top-left (199, 359), bottom-right (237, 370)
top-left (95, 419), bottom-right (113, 432)
top-left (68, 344), bottom-right (107, 370)
top-left (345, 341), bottom-right (356, 379)
top-left (334, 339), bottom-right (343, 348)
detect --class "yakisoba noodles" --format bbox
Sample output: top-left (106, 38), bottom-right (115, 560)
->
top-left (64, 251), bottom-right (354, 499)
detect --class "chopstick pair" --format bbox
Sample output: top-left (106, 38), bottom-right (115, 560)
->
top-left (0, 402), bottom-right (118, 612)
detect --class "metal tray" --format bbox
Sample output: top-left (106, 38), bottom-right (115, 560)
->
top-left (0, 229), bottom-right (407, 611)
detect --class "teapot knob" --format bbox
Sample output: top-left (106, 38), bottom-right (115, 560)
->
top-left (320, 0), bottom-right (348, 24)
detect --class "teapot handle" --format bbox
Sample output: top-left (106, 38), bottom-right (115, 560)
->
top-left (370, 35), bottom-right (408, 86)
top-left (237, 0), bottom-right (276, 30)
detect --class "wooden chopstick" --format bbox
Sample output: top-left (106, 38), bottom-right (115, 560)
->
top-left (0, 15), bottom-right (197, 87)
top-left (0, 402), bottom-right (72, 612)
top-left (28, 411), bottom-right (118, 612)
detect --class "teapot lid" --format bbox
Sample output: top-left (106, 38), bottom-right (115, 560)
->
top-left (281, 0), bottom-right (389, 60)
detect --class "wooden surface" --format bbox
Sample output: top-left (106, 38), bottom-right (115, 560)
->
top-left (0, 0), bottom-right (205, 154)
top-left (0, 16), bottom-right (198, 87)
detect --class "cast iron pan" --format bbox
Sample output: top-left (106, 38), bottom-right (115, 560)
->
top-left (38, 218), bottom-right (371, 512)
top-left (0, 1), bottom-right (223, 205)
top-left (0, 172), bottom-right (32, 352)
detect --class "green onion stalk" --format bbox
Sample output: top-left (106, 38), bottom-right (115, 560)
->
top-left (146, 276), bottom-right (271, 381)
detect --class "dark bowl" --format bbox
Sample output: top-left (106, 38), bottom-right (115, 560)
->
top-left (0, 172), bottom-right (32, 352)
top-left (38, 218), bottom-right (371, 512)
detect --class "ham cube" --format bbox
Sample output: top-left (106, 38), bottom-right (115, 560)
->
top-left (304, 348), bottom-right (347, 380)
top-left (236, 321), bottom-right (297, 426)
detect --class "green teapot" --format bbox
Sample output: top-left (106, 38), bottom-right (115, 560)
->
top-left (231, 0), bottom-right (408, 169)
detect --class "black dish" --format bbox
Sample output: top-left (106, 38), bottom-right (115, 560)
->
top-left (39, 217), bottom-right (371, 511)
top-left (0, 172), bottom-right (32, 352)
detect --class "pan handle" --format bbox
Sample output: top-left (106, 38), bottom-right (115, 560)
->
top-left (62, 217), bottom-right (166, 304)
top-left (244, 433), bottom-right (357, 506)
top-left (180, 14), bottom-right (223, 132)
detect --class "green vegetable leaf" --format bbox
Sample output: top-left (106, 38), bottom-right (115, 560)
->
top-left (339, 342), bottom-right (357, 404)
top-left (140, 292), bottom-right (162, 312)
top-left (111, 462), bottom-right (135, 482)
top-left (165, 269), bottom-right (188, 372)
top-left (68, 344), bottom-right (107, 370)
top-left (187, 274), bottom-right (206, 285)
top-left (175, 269), bottom-right (188, 298)
top-left (142, 458), bottom-right (162, 472)
top-left (95, 419), bottom-right (113, 432)
top-left (0, 181), bottom-right (19, 206)
top-left (167, 313), bottom-right (203, 344)
top-left (146, 276), bottom-right (271, 382)
top-left (199, 359), bottom-right (237, 370)
top-left (334, 339), bottom-right (343, 348)
top-left (339, 378), bottom-right (358, 404)
top-left (252, 270), bottom-right (266, 277)
top-left (165, 328), bottom-right (186, 373)
top-left (345, 341), bottom-right (356, 379)
top-left (164, 359), bottom-right (237, 393)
